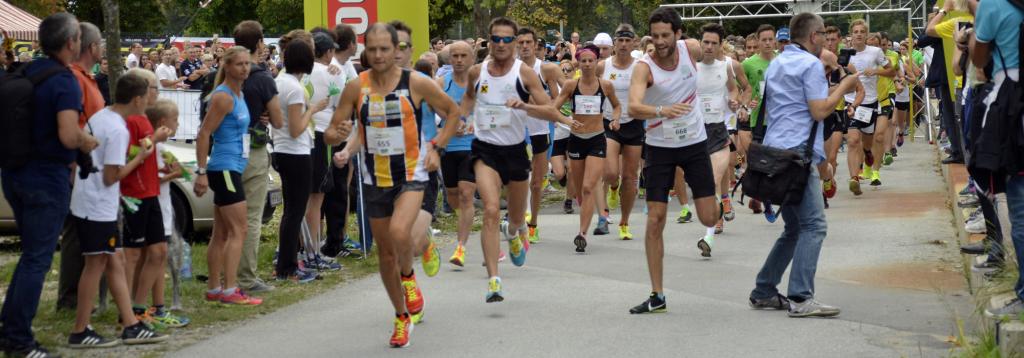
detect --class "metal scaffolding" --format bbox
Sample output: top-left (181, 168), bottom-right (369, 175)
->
top-left (660, 0), bottom-right (935, 141)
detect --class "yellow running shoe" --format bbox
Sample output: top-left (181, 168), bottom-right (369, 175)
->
top-left (870, 171), bottom-right (882, 186)
top-left (608, 186), bottom-right (620, 209)
top-left (448, 244), bottom-right (465, 267)
top-left (860, 164), bottom-right (873, 180)
top-left (422, 241), bottom-right (440, 277)
top-left (619, 224), bottom-right (633, 240)
top-left (528, 225), bottom-right (539, 244)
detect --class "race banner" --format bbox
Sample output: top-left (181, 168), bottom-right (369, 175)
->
top-left (303, 0), bottom-right (429, 59)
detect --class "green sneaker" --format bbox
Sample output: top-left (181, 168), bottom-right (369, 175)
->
top-left (151, 308), bottom-right (190, 328)
top-left (422, 240), bottom-right (440, 277)
top-left (677, 208), bottom-right (693, 223)
top-left (607, 186), bottom-right (620, 209)
top-left (882, 152), bottom-right (894, 166)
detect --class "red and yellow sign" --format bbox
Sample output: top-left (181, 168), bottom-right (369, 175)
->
top-left (304, 0), bottom-right (429, 59)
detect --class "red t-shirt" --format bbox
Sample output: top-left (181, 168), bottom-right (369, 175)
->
top-left (121, 115), bottom-right (160, 199)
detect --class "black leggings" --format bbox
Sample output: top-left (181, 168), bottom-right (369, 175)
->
top-left (323, 144), bottom-right (351, 249)
top-left (274, 152), bottom-right (312, 274)
top-left (970, 167), bottom-right (1007, 262)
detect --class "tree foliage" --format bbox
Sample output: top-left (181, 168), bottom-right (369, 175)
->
top-left (429, 0), bottom-right (471, 39)
top-left (506, 0), bottom-right (565, 34)
top-left (7, 0), bottom-right (62, 19)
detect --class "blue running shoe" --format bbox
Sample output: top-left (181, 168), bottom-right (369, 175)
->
top-left (486, 277), bottom-right (504, 303)
top-left (343, 237), bottom-right (362, 251)
top-left (764, 203), bottom-right (778, 223)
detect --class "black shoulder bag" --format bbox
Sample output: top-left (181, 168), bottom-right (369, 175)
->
top-left (740, 83), bottom-right (819, 206)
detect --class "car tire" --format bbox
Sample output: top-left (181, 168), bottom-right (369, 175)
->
top-left (170, 187), bottom-right (195, 243)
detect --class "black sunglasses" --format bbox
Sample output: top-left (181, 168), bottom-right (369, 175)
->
top-left (490, 35), bottom-right (515, 44)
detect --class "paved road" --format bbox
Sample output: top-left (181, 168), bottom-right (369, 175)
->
top-left (175, 140), bottom-right (970, 358)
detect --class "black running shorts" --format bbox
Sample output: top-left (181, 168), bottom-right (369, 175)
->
top-left (643, 142), bottom-right (716, 203)
top-left (469, 139), bottom-right (530, 185)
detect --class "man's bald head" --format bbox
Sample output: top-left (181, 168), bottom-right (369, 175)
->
top-left (447, 39), bottom-right (474, 74)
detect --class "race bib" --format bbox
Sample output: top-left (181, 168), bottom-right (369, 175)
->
top-left (853, 106), bottom-right (874, 124)
top-left (574, 95), bottom-right (601, 115)
top-left (662, 115), bottom-right (699, 142)
top-left (242, 135), bottom-right (250, 159)
top-left (366, 126), bottom-right (405, 155)
top-left (476, 104), bottom-right (512, 130)
top-left (701, 96), bottom-right (722, 116)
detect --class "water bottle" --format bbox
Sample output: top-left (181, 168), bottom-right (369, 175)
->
top-left (181, 241), bottom-right (193, 280)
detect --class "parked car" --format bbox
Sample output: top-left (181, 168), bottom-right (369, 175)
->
top-left (0, 141), bottom-right (282, 242)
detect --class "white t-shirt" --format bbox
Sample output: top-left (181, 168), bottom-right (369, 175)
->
top-left (272, 72), bottom-right (314, 154)
top-left (156, 143), bottom-right (174, 236)
top-left (309, 61), bottom-right (345, 132)
top-left (156, 63), bottom-right (178, 89)
top-left (342, 60), bottom-right (359, 82)
top-left (845, 45), bottom-right (889, 104)
top-left (71, 108), bottom-right (129, 222)
top-left (127, 53), bottom-right (140, 69)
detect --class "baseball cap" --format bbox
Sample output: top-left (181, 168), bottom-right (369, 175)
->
top-left (776, 28), bottom-right (791, 42)
top-left (593, 33), bottom-right (613, 47)
top-left (314, 32), bottom-right (338, 53)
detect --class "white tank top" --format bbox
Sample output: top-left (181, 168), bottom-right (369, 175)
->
top-left (602, 57), bottom-right (636, 123)
top-left (724, 57), bottom-right (738, 130)
top-left (524, 60), bottom-right (552, 136)
top-left (474, 59), bottom-right (530, 146)
top-left (639, 40), bottom-right (706, 148)
top-left (696, 59), bottom-right (729, 124)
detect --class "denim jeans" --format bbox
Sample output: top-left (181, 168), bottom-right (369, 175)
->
top-left (1006, 175), bottom-right (1024, 300)
top-left (0, 161), bottom-right (71, 348)
top-left (751, 168), bottom-right (828, 301)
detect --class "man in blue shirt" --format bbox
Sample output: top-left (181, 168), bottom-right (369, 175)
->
top-left (0, 13), bottom-right (98, 358)
top-left (748, 12), bottom-right (860, 318)
top-left (972, 0), bottom-right (1024, 318)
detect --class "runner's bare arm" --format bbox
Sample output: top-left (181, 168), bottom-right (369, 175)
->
top-left (265, 94), bottom-right (285, 129)
top-left (541, 63), bottom-right (562, 100)
top-left (324, 79), bottom-right (360, 147)
top-left (731, 59), bottom-right (752, 110)
top-left (726, 69), bottom-right (739, 111)
top-left (627, 62), bottom-right (655, 119)
top-left (458, 65), bottom-right (482, 126)
top-left (685, 39), bottom-right (703, 63)
top-left (549, 78), bottom-right (576, 109)
top-left (602, 79), bottom-right (622, 124)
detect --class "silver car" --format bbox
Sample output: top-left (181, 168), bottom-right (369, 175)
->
top-left (0, 141), bottom-right (282, 240)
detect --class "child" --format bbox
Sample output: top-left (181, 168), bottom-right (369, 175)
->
top-left (68, 72), bottom-right (166, 348)
top-left (146, 99), bottom-right (191, 328)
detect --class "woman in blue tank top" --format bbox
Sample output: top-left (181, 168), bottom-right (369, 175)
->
top-left (194, 46), bottom-right (262, 306)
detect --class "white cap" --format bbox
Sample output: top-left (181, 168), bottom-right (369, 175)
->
top-left (593, 33), bottom-right (613, 47)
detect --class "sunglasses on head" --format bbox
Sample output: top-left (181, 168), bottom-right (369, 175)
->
top-left (490, 35), bottom-right (516, 44)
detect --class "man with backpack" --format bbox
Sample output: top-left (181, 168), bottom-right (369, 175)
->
top-left (972, 0), bottom-right (1024, 318)
top-left (0, 13), bottom-right (98, 358)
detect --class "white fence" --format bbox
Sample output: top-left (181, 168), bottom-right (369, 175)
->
top-left (159, 89), bottom-right (203, 141)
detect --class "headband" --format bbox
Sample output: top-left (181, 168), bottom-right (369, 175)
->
top-left (575, 47), bottom-right (597, 60)
top-left (615, 31), bottom-right (636, 39)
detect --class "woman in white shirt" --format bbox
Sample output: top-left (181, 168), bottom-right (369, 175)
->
top-left (272, 40), bottom-right (329, 282)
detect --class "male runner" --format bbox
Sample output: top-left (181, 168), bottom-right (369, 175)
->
top-left (325, 23), bottom-right (460, 347)
top-left (821, 26), bottom-right (864, 204)
top-left (459, 17), bottom-right (578, 302)
top-left (628, 7), bottom-right (720, 314)
top-left (598, 24), bottom-right (642, 240)
top-left (517, 27), bottom-right (562, 244)
top-left (739, 24), bottom-right (778, 214)
top-left (844, 20), bottom-right (894, 195)
top-left (696, 23), bottom-right (740, 251)
top-left (438, 41), bottom-right (478, 267)
top-left (719, 29), bottom-right (752, 223)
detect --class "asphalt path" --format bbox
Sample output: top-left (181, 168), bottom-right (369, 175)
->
top-left (174, 139), bottom-right (970, 358)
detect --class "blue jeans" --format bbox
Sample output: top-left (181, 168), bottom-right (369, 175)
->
top-left (751, 168), bottom-right (828, 301)
top-left (0, 161), bottom-right (71, 348)
top-left (1007, 175), bottom-right (1024, 300)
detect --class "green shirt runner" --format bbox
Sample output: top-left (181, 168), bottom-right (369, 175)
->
top-left (742, 53), bottom-right (772, 127)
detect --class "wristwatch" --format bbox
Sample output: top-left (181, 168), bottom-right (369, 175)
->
top-left (655, 105), bottom-right (663, 118)
top-left (195, 167), bottom-right (207, 176)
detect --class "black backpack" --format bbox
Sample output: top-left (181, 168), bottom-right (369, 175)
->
top-left (0, 64), bottom-right (69, 169)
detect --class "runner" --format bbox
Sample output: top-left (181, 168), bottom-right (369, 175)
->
top-left (628, 7), bottom-right (719, 314)
top-left (821, 26), bottom-right (864, 205)
top-left (597, 24), bottom-right (642, 240)
top-left (552, 44), bottom-right (621, 252)
top-left (844, 20), bottom-right (894, 195)
top-left (458, 17), bottom-right (579, 303)
top-left (892, 39), bottom-right (922, 156)
top-left (437, 41), bottom-right (477, 267)
top-left (870, 32), bottom-right (901, 172)
top-left (517, 27), bottom-right (562, 244)
top-left (325, 23), bottom-right (459, 348)
top-left (695, 23), bottom-right (740, 248)
top-left (883, 35), bottom-right (908, 166)
top-left (591, 33), bottom-right (613, 235)
top-left (740, 24), bottom-right (778, 214)
top-left (552, 59), bottom-right (577, 214)
top-left (718, 33), bottom-right (752, 223)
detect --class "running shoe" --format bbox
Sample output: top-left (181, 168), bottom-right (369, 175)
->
top-left (959, 183), bottom-right (977, 196)
top-left (608, 186), bottom-right (620, 209)
top-left (890, 147), bottom-right (898, 158)
top-left (593, 217), bottom-right (610, 235)
top-left (764, 204), bottom-right (778, 223)
top-left (897, 132), bottom-right (905, 147)
top-left (486, 277), bottom-right (504, 303)
top-left (722, 198), bottom-right (735, 221)
top-left (220, 289), bottom-right (263, 306)
top-left (619, 225), bottom-right (633, 240)
top-left (698, 235), bottom-right (713, 257)
top-left (870, 171), bottom-right (882, 186)
top-left (822, 178), bottom-right (836, 199)
top-left (984, 298), bottom-right (1024, 319)
top-left (715, 218), bottom-right (723, 234)
top-left (150, 308), bottom-right (190, 328)
top-left (965, 213), bottom-right (986, 234)
top-left (422, 241), bottom-right (440, 277)
top-left (749, 199), bottom-right (763, 214)
top-left (603, 209), bottom-right (613, 224)
top-left (563, 199), bottom-right (574, 214)
top-left (528, 225), bottom-right (540, 244)
top-left (849, 178), bottom-right (863, 196)
top-left (68, 325), bottom-right (120, 348)
top-left (389, 314), bottom-right (413, 348)
top-left (677, 208), bottom-right (693, 223)
top-left (788, 299), bottom-right (841, 318)
top-left (629, 292), bottom-right (667, 314)
top-left (958, 195), bottom-right (980, 208)
top-left (638, 188), bottom-right (645, 199)
top-left (120, 322), bottom-right (168, 345)
top-left (7, 342), bottom-right (60, 358)
top-left (574, 234), bottom-right (587, 253)
top-left (276, 268), bottom-right (317, 284)
top-left (508, 234), bottom-right (526, 266)
top-left (343, 237), bottom-right (363, 252)
top-left (449, 244), bottom-right (465, 267)
top-left (305, 255), bottom-right (342, 272)
top-left (860, 164), bottom-right (873, 180)
top-left (204, 290), bottom-right (222, 302)
top-left (134, 308), bottom-right (165, 331)
top-left (749, 293), bottom-right (791, 310)
top-left (882, 152), bottom-right (894, 166)
top-left (401, 273), bottom-right (424, 318)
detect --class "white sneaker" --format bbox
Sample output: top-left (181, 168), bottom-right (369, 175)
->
top-left (965, 214), bottom-right (986, 234)
top-left (788, 298), bottom-right (841, 318)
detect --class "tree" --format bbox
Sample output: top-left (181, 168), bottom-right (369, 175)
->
top-left (7, 0), bottom-right (63, 19)
top-left (255, 0), bottom-right (303, 35)
top-left (506, 0), bottom-right (565, 34)
top-left (189, 0), bottom-right (257, 36)
top-left (101, 0), bottom-right (121, 100)
top-left (66, 0), bottom-right (166, 36)
top-left (429, 0), bottom-right (471, 39)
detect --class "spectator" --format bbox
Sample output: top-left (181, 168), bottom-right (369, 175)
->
top-left (973, 0), bottom-right (1024, 319)
top-left (147, 48), bottom-right (160, 69)
top-left (181, 46), bottom-right (208, 90)
top-left (419, 51), bottom-right (438, 75)
top-left (156, 49), bottom-right (185, 89)
top-left (748, 12), bottom-right (860, 318)
top-left (56, 21), bottom-right (106, 311)
top-left (0, 12), bottom-right (98, 358)
top-left (431, 37), bottom-right (444, 52)
top-left (233, 20), bottom-right (286, 294)
top-left (414, 58), bottom-right (434, 77)
top-left (126, 42), bottom-right (143, 68)
top-left (926, 1), bottom-right (973, 164)
top-left (96, 57), bottom-right (111, 105)
top-left (436, 45), bottom-right (452, 79)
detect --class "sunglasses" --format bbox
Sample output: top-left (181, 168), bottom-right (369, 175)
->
top-left (490, 35), bottom-right (516, 44)
top-left (561, 67), bottom-right (573, 73)
top-left (398, 42), bottom-right (410, 51)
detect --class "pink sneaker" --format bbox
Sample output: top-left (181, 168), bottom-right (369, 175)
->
top-left (220, 289), bottom-right (263, 306)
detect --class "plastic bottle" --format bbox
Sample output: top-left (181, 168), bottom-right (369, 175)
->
top-left (181, 241), bottom-right (192, 280)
